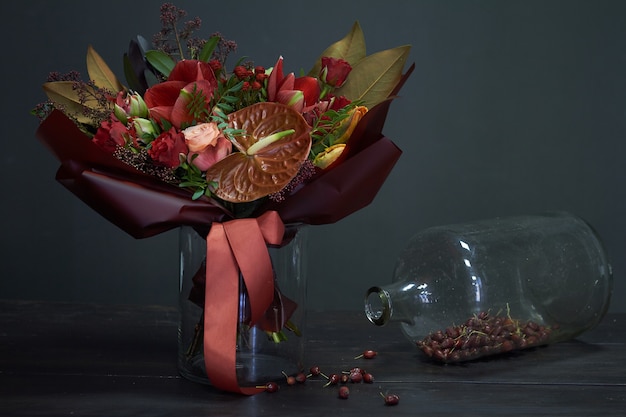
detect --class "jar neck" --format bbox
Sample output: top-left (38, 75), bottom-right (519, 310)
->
top-left (365, 281), bottom-right (418, 326)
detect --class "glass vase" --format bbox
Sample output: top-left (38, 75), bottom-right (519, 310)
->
top-left (178, 224), bottom-right (308, 386)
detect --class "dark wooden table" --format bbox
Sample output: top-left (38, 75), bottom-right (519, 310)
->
top-left (1, 299), bottom-right (624, 416)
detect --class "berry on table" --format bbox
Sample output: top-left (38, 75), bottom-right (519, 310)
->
top-left (259, 381), bottom-right (279, 393)
top-left (355, 349), bottom-right (378, 359)
top-left (281, 371), bottom-right (296, 385)
top-left (382, 393), bottom-right (400, 405)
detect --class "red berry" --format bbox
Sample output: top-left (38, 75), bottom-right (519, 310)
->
top-left (282, 371), bottom-right (296, 385)
top-left (324, 373), bottom-right (340, 387)
top-left (295, 372), bottom-right (307, 383)
top-left (349, 371), bottom-right (363, 383)
top-left (263, 382), bottom-right (279, 393)
top-left (355, 349), bottom-right (378, 359)
top-left (363, 349), bottom-right (377, 359)
top-left (363, 372), bottom-right (374, 383)
top-left (338, 386), bottom-right (350, 399)
top-left (384, 394), bottom-right (400, 406)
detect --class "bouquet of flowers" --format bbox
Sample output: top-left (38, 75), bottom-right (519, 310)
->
top-left (34, 3), bottom-right (413, 394)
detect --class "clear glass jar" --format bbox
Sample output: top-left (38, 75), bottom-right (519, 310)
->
top-left (365, 212), bottom-right (613, 363)
top-left (178, 224), bottom-right (308, 386)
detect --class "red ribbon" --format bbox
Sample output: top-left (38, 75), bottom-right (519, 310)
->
top-left (202, 210), bottom-right (285, 394)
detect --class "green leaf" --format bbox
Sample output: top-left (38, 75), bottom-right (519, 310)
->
top-left (123, 53), bottom-right (143, 92)
top-left (199, 36), bottom-right (220, 62)
top-left (308, 21), bottom-right (366, 77)
top-left (217, 102), bottom-right (233, 113)
top-left (227, 81), bottom-right (245, 93)
top-left (221, 95), bottom-right (240, 104)
top-left (86, 45), bottom-right (124, 92)
top-left (192, 189), bottom-right (205, 200)
top-left (213, 108), bottom-right (227, 119)
top-left (144, 68), bottom-right (160, 88)
top-left (145, 50), bottom-right (176, 78)
top-left (335, 45), bottom-right (411, 109)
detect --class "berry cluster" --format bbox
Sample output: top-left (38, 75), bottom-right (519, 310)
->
top-left (258, 349), bottom-right (399, 405)
top-left (416, 311), bottom-right (556, 363)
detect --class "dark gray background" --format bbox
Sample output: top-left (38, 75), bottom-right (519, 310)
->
top-left (2, 0), bottom-right (624, 312)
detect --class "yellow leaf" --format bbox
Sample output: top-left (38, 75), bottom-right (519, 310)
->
top-left (43, 81), bottom-right (108, 124)
top-left (335, 45), bottom-right (411, 109)
top-left (308, 21), bottom-right (366, 77)
top-left (86, 45), bottom-right (124, 93)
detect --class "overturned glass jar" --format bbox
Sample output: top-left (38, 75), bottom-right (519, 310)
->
top-left (365, 212), bottom-right (613, 363)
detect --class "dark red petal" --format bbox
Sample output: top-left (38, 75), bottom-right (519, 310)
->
top-left (267, 56), bottom-right (284, 102)
top-left (143, 80), bottom-right (187, 108)
top-left (294, 76), bottom-right (320, 105)
top-left (168, 60), bottom-right (216, 84)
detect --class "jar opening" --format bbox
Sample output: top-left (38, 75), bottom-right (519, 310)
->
top-left (365, 286), bottom-right (391, 326)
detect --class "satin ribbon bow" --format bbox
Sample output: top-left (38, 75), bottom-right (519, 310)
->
top-left (202, 210), bottom-right (285, 394)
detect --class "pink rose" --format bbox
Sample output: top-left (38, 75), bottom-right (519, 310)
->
top-left (183, 122), bottom-right (232, 171)
top-left (148, 127), bottom-right (188, 168)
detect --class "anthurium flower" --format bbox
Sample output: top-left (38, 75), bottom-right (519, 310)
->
top-left (182, 122), bottom-right (232, 171)
top-left (143, 60), bottom-right (218, 129)
top-left (204, 102), bottom-right (312, 203)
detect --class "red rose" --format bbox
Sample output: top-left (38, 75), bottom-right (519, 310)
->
top-left (92, 117), bottom-right (129, 153)
top-left (320, 57), bottom-right (352, 88)
top-left (143, 60), bottom-right (218, 129)
top-left (329, 95), bottom-right (352, 111)
top-left (148, 127), bottom-right (188, 168)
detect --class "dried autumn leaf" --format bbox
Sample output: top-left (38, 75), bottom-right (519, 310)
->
top-left (308, 21), bottom-right (366, 77)
top-left (86, 45), bottom-right (124, 93)
top-left (205, 102), bottom-right (312, 203)
top-left (335, 45), bottom-right (411, 109)
top-left (42, 81), bottom-right (107, 124)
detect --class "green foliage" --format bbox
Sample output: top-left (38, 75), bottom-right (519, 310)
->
top-left (199, 36), bottom-right (220, 62)
top-left (145, 50), bottom-right (176, 78)
top-left (309, 102), bottom-right (360, 158)
top-left (177, 154), bottom-right (214, 200)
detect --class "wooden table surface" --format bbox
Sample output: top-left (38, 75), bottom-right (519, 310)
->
top-left (1, 299), bottom-right (624, 416)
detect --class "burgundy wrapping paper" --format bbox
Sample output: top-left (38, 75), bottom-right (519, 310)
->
top-left (37, 107), bottom-right (401, 236)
